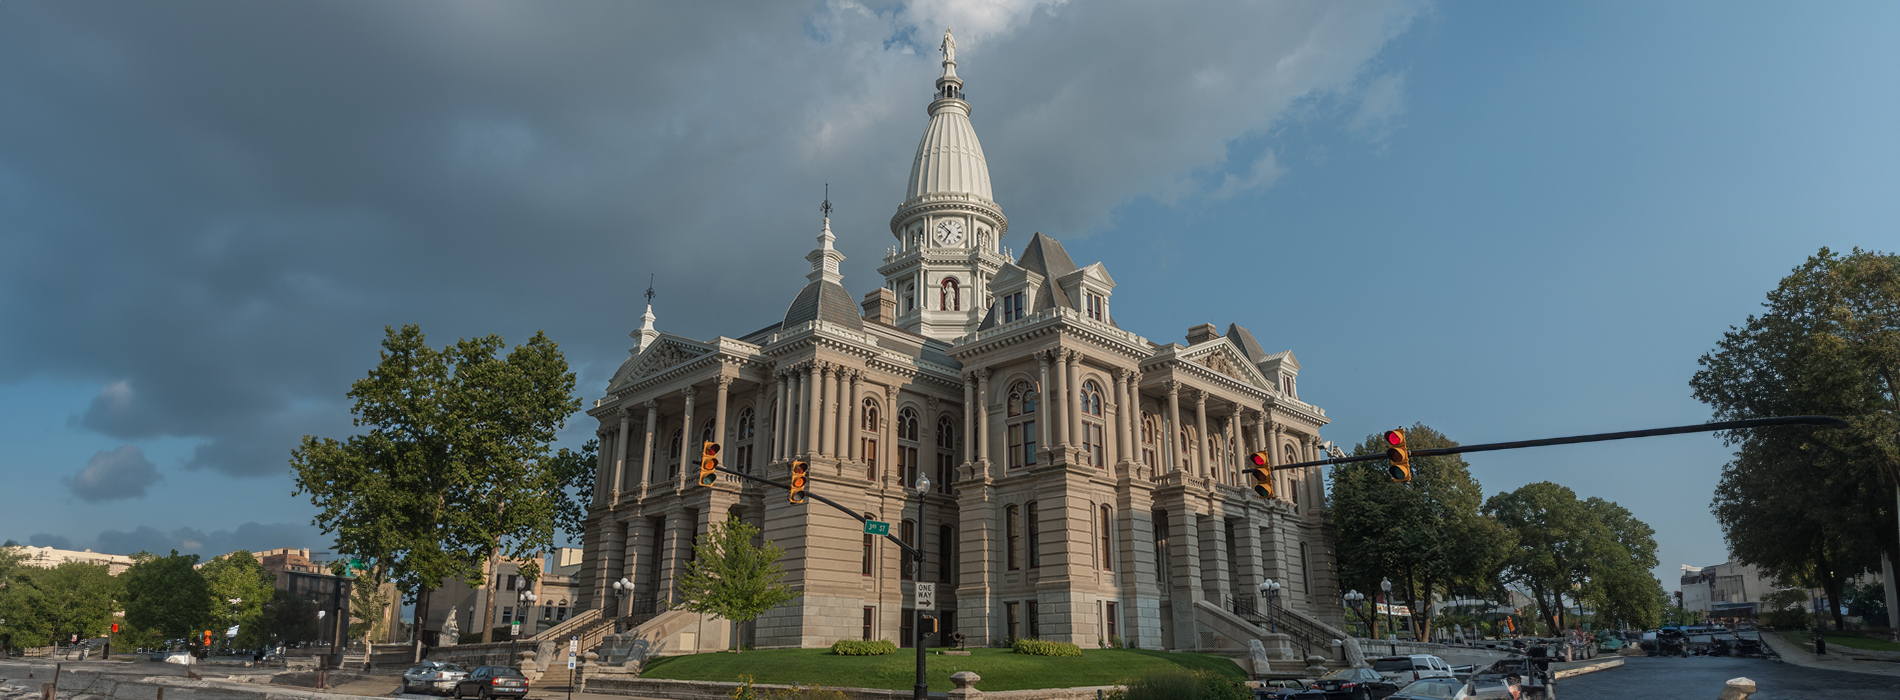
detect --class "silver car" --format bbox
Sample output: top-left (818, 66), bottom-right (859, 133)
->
top-left (402, 661), bottom-right (470, 695)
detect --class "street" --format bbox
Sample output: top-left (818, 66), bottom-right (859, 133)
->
top-left (1559, 654), bottom-right (1900, 699)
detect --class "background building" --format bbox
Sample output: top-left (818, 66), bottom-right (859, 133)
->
top-left (6, 545), bottom-right (134, 575)
top-left (1680, 560), bottom-right (1777, 619)
top-left (421, 548), bottom-right (584, 643)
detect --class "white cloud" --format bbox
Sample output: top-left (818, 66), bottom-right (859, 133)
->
top-left (1210, 150), bottom-right (1286, 200)
top-left (1347, 70), bottom-right (1408, 146)
top-left (63, 444), bottom-right (162, 502)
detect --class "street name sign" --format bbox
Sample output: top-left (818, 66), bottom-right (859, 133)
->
top-left (864, 520), bottom-right (890, 536)
top-left (915, 582), bottom-right (935, 611)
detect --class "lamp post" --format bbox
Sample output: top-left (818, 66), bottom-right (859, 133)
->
top-left (610, 578), bottom-right (632, 634)
top-left (517, 590), bottom-right (537, 637)
top-left (1257, 579), bottom-right (1282, 633)
top-left (913, 475), bottom-right (931, 700)
top-left (1381, 578), bottom-right (1396, 654)
top-left (1343, 590), bottom-right (1365, 638)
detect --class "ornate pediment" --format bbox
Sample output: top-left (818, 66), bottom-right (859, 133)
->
top-left (610, 337), bottom-right (712, 390)
top-left (1184, 341), bottom-right (1269, 389)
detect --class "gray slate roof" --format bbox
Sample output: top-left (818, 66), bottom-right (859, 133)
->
top-left (1017, 232), bottom-right (1078, 312)
top-left (1226, 323), bottom-right (1269, 363)
top-left (782, 279), bottom-right (864, 332)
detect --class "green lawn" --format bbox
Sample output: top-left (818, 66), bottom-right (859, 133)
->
top-left (1778, 630), bottom-right (1900, 652)
top-left (639, 647), bottom-right (1247, 692)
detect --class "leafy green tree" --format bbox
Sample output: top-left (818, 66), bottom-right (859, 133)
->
top-left (349, 581), bottom-right (392, 644)
top-left (1691, 247), bottom-right (1900, 629)
top-left (292, 325), bottom-right (589, 642)
top-left (255, 589), bottom-right (321, 646)
top-left (673, 516), bottom-right (801, 648)
top-left (122, 551), bottom-right (214, 644)
top-left (1484, 483), bottom-right (1659, 635)
top-left (200, 551), bottom-right (276, 649)
top-left (1845, 578), bottom-right (1889, 622)
top-left (1330, 424), bottom-right (1511, 641)
top-left (2, 562), bottom-right (118, 647)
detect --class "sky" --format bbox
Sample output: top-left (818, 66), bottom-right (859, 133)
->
top-left (1, 1), bottom-right (1895, 593)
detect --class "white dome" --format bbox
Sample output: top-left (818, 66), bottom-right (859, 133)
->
top-left (905, 101), bottom-right (993, 202)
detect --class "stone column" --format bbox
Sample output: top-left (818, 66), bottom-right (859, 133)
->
top-left (1066, 352), bottom-right (1083, 454)
top-left (593, 430), bottom-right (610, 504)
top-left (775, 372), bottom-right (790, 461)
top-left (640, 402), bottom-right (658, 493)
top-left (1234, 518), bottom-right (1265, 605)
top-left (657, 509), bottom-right (692, 602)
top-left (963, 373), bottom-right (976, 470)
top-left (817, 364), bottom-right (834, 457)
top-left (804, 363), bottom-right (820, 457)
top-left (1112, 370), bottom-right (1131, 464)
top-left (1037, 353), bottom-right (1053, 454)
top-left (976, 370), bottom-right (992, 464)
top-left (712, 377), bottom-right (731, 457)
top-left (1128, 373), bottom-right (1143, 468)
top-left (1200, 515), bottom-right (1231, 604)
top-left (753, 384), bottom-right (770, 472)
top-left (1194, 391), bottom-right (1210, 478)
top-left (1169, 507), bottom-right (1204, 648)
top-left (602, 520), bottom-right (627, 613)
top-left (679, 386), bottom-right (697, 489)
top-left (1052, 351), bottom-right (1070, 448)
top-left (1253, 411), bottom-right (1267, 469)
top-left (883, 384), bottom-right (898, 486)
top-left (625, 517), bottom-right (658, 600)
top-left (614, 411), bottom-right (630, 497)
top-left (1166, 383), bottom-right (1182, 473)
top-left (842, 371), bottom-right (858, 462)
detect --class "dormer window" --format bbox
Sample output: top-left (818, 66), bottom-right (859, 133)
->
top-left (1001, 291), bottom-right (1026, 322)
top-left (1085, 292), bottom-right (1104, 321)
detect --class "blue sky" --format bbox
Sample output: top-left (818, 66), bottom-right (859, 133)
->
top-left (1, 1), bottom-right (1894, 592)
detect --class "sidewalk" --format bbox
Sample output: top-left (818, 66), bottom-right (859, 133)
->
top-left (1756, 629), bottom-right (1900, 678)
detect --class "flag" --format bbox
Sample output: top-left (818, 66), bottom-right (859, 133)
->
top-left (225, 625), bottom-right (240, 638)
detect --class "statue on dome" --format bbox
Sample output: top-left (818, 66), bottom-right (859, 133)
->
top-left (940, 28), bottom-right (956, 63)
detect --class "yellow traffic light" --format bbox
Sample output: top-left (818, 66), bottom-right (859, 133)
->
top-left (788, 461), bottom-right (809, 504)
top-left (1245, 450), bottom-right (1275, 499)
top-left (1384, 429), bottom-right (1411, 483)
top-left (921, 616), bottom-right (938, 635)
top-left (697, 441), bottom-right (721, 487)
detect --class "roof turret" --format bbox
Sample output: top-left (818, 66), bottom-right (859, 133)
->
top-left (902, 28), bottom-right (993, 205)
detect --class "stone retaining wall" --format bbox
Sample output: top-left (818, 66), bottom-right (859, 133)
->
top-left (586, 676), bottom-right (1113, 700)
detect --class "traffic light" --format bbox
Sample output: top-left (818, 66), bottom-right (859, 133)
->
top-left (1244, 451), bottom-right (1275, 499)
top-left (1384, 428), bottom-right (1411, 483)
top-left (111, 623), bottom-right (119, 634)
top-left (697, 441), bottom-right (721, 487)
top-left (920, 615), bottom-right (938, 635)
top-left (788, 461), bottom-right (809, 504)
top-left (202, 630), bottom-right (212, 648)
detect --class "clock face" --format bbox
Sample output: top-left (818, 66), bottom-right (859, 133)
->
top-left (935, 219), bottom-right (965, 246)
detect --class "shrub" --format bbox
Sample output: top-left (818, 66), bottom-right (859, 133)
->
top-left (1011, 638), bottom-right (1083, 657)
top-left (828, 639), bottom-right (897, 656)
top-left (1110, 669), bottom-right (1249, 700)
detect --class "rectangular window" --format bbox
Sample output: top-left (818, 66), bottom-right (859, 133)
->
top-left (937, 452), bottom-right (955, 491)
top-left (863, 607), bottom-right (876, 641)
top-left (1101, 507), bottom-right (1113, 571)
top-left (1086, 292), bottom-right (1104, 321)
top-left (1008, 424), bottom-right (1023, 468)
top-left (1106, 602), bottom-right (1118, 642)
top-left (939, 525), bottom-right (955, 584)
top-left (1005, 602), bottom-right (1020, 641)
top-left (900, 609), bottom-right (915, 648)
top-left (901, 446), bottom-right (919, 486)
top-left (1027, 601), bottom-right (1040, 639)
top-left (901, 520), bottom-right (916, 581)
top-left (1024, 422), bottom-right (1037, 465)
top-left (1027, 502), bottom-right (1041, 569)
top-left (501, 607), bottom-right (513, 624)
top-left (863, 533), bottom-right (875, 577)
top-left (1006, 507), bottom-right (1021, 571)
top-left (863, 438), bottom-right (879, 480)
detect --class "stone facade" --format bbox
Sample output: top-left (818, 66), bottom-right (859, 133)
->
top-left (573, 38), bottom-right (1342, 651)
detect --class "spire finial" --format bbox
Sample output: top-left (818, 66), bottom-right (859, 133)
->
top-left (644, 273), bottom-right (655, 305)
top-left (940, 28), bottom-right (955, 63)
top-left (821, 183), bottom-right (832, 219)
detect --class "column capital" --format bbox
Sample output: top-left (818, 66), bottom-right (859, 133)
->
top-left (1166, 380), bottom-right (1181, 397)
top-left (682, 385), bottom-right (696, 401)
top-left (1194, 389), bottom-right (1208, 407)
top-left (883, 383), bottom-right (896, 400)
top-left (645, 399), bottom-right (660, 411)
top-left (714, 376), bottom-right (733, 389)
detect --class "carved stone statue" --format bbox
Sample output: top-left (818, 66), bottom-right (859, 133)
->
top-left (940, 28), bottom-right (956, 63)
top-left (440, 609), bottom-right (460, 647)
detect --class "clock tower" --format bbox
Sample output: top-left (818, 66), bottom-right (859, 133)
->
top-left (879, 28), bottom-right (1011, 342)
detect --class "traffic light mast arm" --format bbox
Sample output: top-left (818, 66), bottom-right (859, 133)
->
top-left (710, 465), bottom-right (923, 559)
top-left (1273, 415), bottom-right (1849, 472)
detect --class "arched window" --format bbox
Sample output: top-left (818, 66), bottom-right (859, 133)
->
top-left (935, 415), bottom-right (957, 488)
top-left (1099, 504), bottom-right (1113, 571)
top-left (1006, 381), bottom-right (1038, 469)
top-left (898, 407), bottom-right (920, 486)
top-left (861, 398), bottom-right (881, 481)
top-left (1141, 415), bottom-right (1158, 475)
top-left (1005, 504), bottom-right (1022, 570)
top-left (1026, 501), bottom-right (1041, 569)
top-left (667, 428), bottom-right (683, 479)
top-left (863, 512), bottom-right (877, 577)
top-left (699, 418), bottom-right (716, 447)
top-left (1210, 427), bottom-right (1227, 484)
top-left (735, 407), bottom-right (756, 473)
top-left (940, 278), bottom-right (961, 311)
top-left (900, 519), bottom-right (916, 580)
top-left (1080, 380), bottom-right (1106, 467)
top-left (1179, 426), bottom-right (1197, 472)
top-left (1284, 444), bottom-right (1301, 506)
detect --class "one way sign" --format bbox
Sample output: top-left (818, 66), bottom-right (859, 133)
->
top-left (915, 582), bottom-right (935, 611)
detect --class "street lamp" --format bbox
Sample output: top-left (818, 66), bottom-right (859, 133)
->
top-left (1381, 578), bottom-right (1396, 653)
top-left (913, 475), bottom-right (931, 700)
top-left (517, 590), bottom-right (537, 637)
top-left (1257, 579), bottom-right (1282, 633)
top-left (1342, 590), bottom-right (1366, 638)
top-left (610, 578), bottom-right (632, 634)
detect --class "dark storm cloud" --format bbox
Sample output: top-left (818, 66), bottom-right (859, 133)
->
top-left (27, 534), bottom-right (77, 549)
top-left (89, 521), bottom-right (325, 558)
top-left (63, 444), bottom-right (164, 502)
top-left (0, 1), bottom-right (1418, 476)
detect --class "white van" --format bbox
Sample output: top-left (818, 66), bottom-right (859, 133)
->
top-left (1371, 654), bottom-right (1456, 684)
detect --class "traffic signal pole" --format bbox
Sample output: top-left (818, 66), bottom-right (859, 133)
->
top-left (709, 465), bottom-right (923, 559)
top-left (1272, 415), bottom-right (1847, 472)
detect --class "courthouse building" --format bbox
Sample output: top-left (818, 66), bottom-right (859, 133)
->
top-left (574, 35), bottom-right (1343, 651)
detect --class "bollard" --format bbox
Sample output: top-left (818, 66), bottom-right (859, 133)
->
top-left (1718, 676), bottom-right (1756, 700)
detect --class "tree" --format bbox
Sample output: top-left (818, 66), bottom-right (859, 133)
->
top-left (1692, 247), bottom-right (1900, 629)
top-left (2, 562), bottom-right (117, 647)
top-left (121, 551), bottom-right (214, 645)
top-left (673, 516), bottom-right (801, 648)
top-left (200, 551), bottom-right (276, 649)
top-left (349, 581), bottom-right (392, 644)
top-left (1484, 483), bottom-right (1660, 635)
top-left (255, 589), bottom-right (321, 646)
top-left (1329, 424), bottom-right (1512, 641)
top-left (292, 324), bottom-right (588, 643)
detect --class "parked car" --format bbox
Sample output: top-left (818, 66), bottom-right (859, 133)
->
top-left (1388, 677), bottom-right (1473, 700)
top-left (1370, 655), bottom-right (1455, 686)
top-left (1256, 678), bottom-right (1318, 700)
top-left (452, 666), bottom-right (529, 699)
top-left (402, 661), bottom-right (470, 695)
top-left (1465, 653), bottom-right (1554, 699)
top-left (1309, 667), bottom-right (1401, 700)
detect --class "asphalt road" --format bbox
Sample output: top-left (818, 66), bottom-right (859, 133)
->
top-left (1558, 654), bottom-right (1900, 699)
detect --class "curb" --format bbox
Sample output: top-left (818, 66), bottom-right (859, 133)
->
top-left (1553, 659), bottom-right (1623, 679)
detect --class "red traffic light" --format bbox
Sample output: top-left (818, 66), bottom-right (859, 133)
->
top-left (1384, 428), bottom-right (1412, 483)
top-left (1384, 429), bottom-right (1405, 446)
top-left (1245, 451), bottom-right (1275, 499)
top-left (788, 461), bottom-right (810, 504)
top-left (1248, 452), bottom-right (1270, 467)
top-left (698, 441), bottom-right (721, 487)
